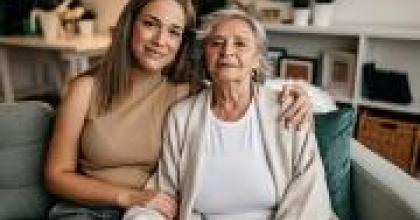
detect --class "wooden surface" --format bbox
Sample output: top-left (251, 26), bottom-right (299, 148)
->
top-left (0, 35), bottom-right (111, 53)
top-left (0, 35), bottom-right (111, 102)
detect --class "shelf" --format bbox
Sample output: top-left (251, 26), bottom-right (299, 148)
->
top-left (265, 24), bottom-right (361, 37)
top-left (333, 96), bottom-right (353, 105)
top-left (265, 24), bottom-right (420, 40)
top-left (363, 26), bottom-right (420, 40)
top-left (357, 98), bottom-right (420, 115)
top-left (266, 24), bottom-right (420, 116)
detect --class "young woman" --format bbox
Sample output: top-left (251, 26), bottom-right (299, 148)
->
top-left (45, 1), bottom-right (312, 219)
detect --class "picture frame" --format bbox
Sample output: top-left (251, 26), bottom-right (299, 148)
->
top-left (321, 51), bottom-right (357, 100)
top-left (267, 47), bottom-right (287, 77)
top-left (279, 56), bottom-right (317, 83)
top-left (254, 1), bottom-right (293, 24)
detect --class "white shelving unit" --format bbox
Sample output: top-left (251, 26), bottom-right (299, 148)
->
top-left (265, 24), bottom-right (420, 116)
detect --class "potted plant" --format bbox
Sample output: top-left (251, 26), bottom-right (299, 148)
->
top-left (292, 0), bottom-right (310, 26)
top-left (313, 0), bottom-right (336, 26)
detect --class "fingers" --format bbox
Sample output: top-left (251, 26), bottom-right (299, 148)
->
top-left (280, 84), bottom-right (290, 103)
top-left (292, 102), bottom-right (312, 131)
top-left (280, 97), bottom-right (293, 120)
top-left (297, 109), bottom-right (313, 131)
top-left (147, 193), bottom-right (177, 220)
top-left (282, 94), bottom-right (305, 118)
top-left (279, 84), bottom-right (312, 130)
top-left (281, 96), bottom-right (306, 129)
top-left (279, 86), bottom-right (293, 118)
top-left (160, 194), bottom-right (177, 219)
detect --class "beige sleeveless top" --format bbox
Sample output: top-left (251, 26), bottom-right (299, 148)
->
top-left (79, 73), bottom-right (189, 189)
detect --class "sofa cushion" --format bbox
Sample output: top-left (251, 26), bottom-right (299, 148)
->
top-left (314, 105), bottom-right (355, 220)
top-left (0, 101), bottom-right (55, 219)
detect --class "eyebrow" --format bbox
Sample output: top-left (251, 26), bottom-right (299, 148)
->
top-left (208, 34), bottom-right (254, 41)
top-left (141, 14), bottom-right (184, 30)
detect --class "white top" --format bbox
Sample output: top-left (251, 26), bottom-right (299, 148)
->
top-left (194, 101), bottom-right (277, 219)
top-left (156, 87), bottom-right (336, 219)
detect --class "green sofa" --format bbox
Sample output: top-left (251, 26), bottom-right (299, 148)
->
top-left (0, 101), bottom-right (419, 220)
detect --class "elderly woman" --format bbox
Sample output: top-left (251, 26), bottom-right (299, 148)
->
top-left (149, 8), bottom-right (338, 220)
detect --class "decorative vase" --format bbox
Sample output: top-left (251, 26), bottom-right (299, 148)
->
top-left (78, 20), bottom-right (95, 36)
top-left (30, 9), bottom-right (62, 41)
top-left (313, 3), bottom-right (335, 26)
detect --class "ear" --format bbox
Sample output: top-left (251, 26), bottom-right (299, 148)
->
top-left (252, 55), bottom-right (262, 73)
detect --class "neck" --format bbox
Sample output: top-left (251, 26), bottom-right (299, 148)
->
top-left (130, 68), bottom-right (162, 84)
top-left (129, 68), bottom-right (163, 96)
top-left (212, 79), bottom-right (253, 121)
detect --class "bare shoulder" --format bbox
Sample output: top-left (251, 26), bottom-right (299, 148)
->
top-left (67, 76), bottom-right (95, 95)
top-left (58, 76), bottom-right (95, 116)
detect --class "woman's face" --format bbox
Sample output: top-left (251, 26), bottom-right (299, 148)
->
top-left (131, 0), bottom-right (186, 74)
top-left (204, 18), bottom-right (260, 84)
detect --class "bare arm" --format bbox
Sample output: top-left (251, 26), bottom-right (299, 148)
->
top-left (44, 77), bottom-right (153, 208)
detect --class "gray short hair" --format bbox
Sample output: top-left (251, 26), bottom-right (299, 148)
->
top-left (196, 8), bottom-right (272, 78)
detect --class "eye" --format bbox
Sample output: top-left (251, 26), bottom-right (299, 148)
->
top-left (140, 19), bottom-right (159, 29)
top-left (208, 39), bottom-right (224, 47)
top-left (142, 20), bottom-right (154, 27)
top-left (235, 41), bottom-right (247, 47)
top-left (169, 29), bottom-right (183, 38)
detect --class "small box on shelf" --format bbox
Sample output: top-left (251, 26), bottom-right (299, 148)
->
top-left (362, 62), bottom-right (413, 105)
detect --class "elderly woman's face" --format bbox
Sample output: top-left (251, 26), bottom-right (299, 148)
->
top-left (204, 18), bottom-right (260, 84)
top-left (131, 0), bottom-right (185, 74)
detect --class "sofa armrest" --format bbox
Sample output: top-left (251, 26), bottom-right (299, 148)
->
top-left (350, 139), bottom-right (420, 220)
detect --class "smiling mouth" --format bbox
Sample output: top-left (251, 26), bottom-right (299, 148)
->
top-left (145, 47), bottom-right (166, 57)
top-left (217, 63), bottom-right (237, 68)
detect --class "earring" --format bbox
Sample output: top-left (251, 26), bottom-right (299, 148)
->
top-left (251, 67), bottom-right (260, 81)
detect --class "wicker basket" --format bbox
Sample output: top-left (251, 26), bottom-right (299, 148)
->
top-left (413, 129), bottom-right (420, 174)
top-left (357, 111), bottom-right (417, 173)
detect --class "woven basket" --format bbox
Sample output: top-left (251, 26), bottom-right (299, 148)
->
top-left (357, 111), bottom-right (416, 173)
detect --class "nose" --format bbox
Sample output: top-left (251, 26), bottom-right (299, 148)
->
top-left (221, 41), bottom-right (235, 57)
top-left (152, 29), bottom-right (167, 46)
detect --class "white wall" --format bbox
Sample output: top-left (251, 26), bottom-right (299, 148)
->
top-left (82, 0), bottom-right (420, 31)
top-left (332, 0), bottom-right (420, 27)
top-left (81, 0), bottom-right (129, 33)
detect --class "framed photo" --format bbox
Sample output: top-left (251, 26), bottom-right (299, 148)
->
top-left (279, 56), bottom-right (317, 83)
top-left (254, 1), bottom-right (293, 24)
top-left (267, 47), bottom-right (287, 77)
top-left (321, 51), bottom-right (356, 100)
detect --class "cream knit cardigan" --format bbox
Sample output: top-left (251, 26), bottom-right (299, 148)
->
top-left (156, 86), bottom-right (338, 220)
